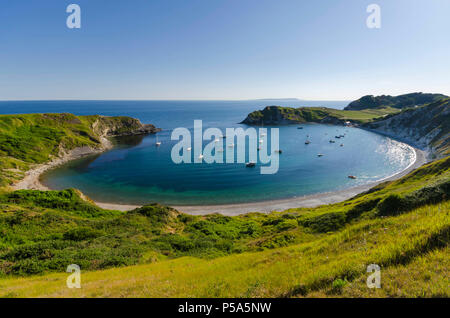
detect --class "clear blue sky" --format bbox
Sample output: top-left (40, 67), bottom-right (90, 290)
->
top-left (1, 0), bottom-right (449, 100)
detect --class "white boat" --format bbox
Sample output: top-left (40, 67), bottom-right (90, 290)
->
top-left (198, 154), bottom-right (204, 159)
top-left (216, 148), bottom-right (224, 152)
top-left (305, 140), bottom-right (311, 144)
top-left (187, 147), bottom-right (192, 151)
top-left (259, 139), bottom-right (264, 144)
top-left (155, 136), bottom-right (161, 146)
top-left (214, 138), bottom-right (220, 142)
top-left (228, 143), bottom-right (235, 147)
top-left (317, 154), bottom-right (324, 157)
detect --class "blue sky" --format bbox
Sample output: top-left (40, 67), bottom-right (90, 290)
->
top-left (1, 0), bottom-right (449, 100)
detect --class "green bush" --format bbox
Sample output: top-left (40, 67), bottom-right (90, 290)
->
top-left (63, 227), bottom-right (104, 241)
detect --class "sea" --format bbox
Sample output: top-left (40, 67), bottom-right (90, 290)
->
top-left (0, 100), bottom-right (415, 205)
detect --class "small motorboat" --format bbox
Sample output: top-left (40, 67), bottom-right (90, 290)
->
top-left (305, 140), bottom-right (311, 144)
top-left (187, 147), bottom-right (192, 151)
top-left (214, 138), bottom-right (220, 142)
top-left (317, 154), bottom-right (324, 157)
top-left (259, 139), bottom-right (264, 143)
top-left (257, 147), bottom-right (262, 151)
top-left (246, 162), bottom-right (256, 168)
top-left (198, 154), bottom-right (204, 159)
top-left (228, 143), bottom-right (235, 147)
top-left (274, 150), bottom-right (282, 154)
top-left (335, 135), bottom-right (341, 139)
top-left (348, 175), bottom-right (357, 179)
top-left (216, 148), bottom-right (224, 153)
top-left (329, 140), bottom-right (336, 143)
top-left (297, 126), bottom-right (303, 129)
top-left (156, 141), bottom-right (161, 146)
top-left (260, 132), bottom-right (266, 137)
top-left (340, 144), bottom-right (344, 147)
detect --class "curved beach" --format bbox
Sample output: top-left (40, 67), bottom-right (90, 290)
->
top-left (13, 136), bottom-right (427, 216)
top-left (95, 146), bottom-right (427, 215)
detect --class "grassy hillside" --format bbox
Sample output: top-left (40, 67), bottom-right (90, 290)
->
top-left (0, 113), bottom-right (158, 187)
top-left (241, 106), bottom-right (400, 125)
top-left (0, 200), bottom-right (447, 298)
top-left (345, 92), bottom-right (448, 110)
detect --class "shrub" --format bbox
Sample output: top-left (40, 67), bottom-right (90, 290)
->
top-left (377, 194), bottom-right (409, 216)
top-left (63, 227), bottom-right (104, 241)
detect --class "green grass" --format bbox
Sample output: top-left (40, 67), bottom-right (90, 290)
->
top-left (0, 200), bottom-right (447, 297)
top-left (244, 106), bottom-right (400, 125)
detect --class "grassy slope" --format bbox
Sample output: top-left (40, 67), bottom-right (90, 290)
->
top-left (345, 92), bottom-right (448, 110)
top-left (0, 113), bottom-right (150, 187)
top-left (0, 200), bottom-right (447, 298)
top-left (243, 106), bottom-right (400, 125)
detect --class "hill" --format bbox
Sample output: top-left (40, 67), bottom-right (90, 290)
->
top-left (363, 98), bottom-right (450, 158)
top-left (345, 92), bottom-right (447, 111)
top-left (241, 106), bottom-right (399, 125)
top-left (0, 113), bottom-right (160, 188)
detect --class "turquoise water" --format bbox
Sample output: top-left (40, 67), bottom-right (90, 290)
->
top-left (0, 100), bottom-right (415, 205)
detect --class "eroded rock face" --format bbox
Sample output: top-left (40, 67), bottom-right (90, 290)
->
top-left (93, 116), bottom-right (161, 137)
top-left (363, 99), bottom-right (449, 158)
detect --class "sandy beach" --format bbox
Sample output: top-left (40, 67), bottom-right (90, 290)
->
top-left (12, 136), bottom-right (427, 216)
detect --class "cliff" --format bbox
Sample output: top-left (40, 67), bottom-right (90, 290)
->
top-left (0, 113), bottom-right (160, 187)
top-left (362, 98), bottom-right (450, 158)
top-left (241, 106), bottom-right (398, 126)
top-left (345, 92), bottom-right (447, 111)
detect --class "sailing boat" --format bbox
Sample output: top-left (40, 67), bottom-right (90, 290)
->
top-left (260, 120), bottom-right (266, 137)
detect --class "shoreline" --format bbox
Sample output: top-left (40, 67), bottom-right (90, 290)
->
top-left (13, 135), bottom-right (428, 216)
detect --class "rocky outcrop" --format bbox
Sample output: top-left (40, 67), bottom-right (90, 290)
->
top-left (362, 99), bottom-right (449, 158)
top-left (241, 106), bottom-right (351, 126)
top-left (93, 116), bottom-right (161, 137)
